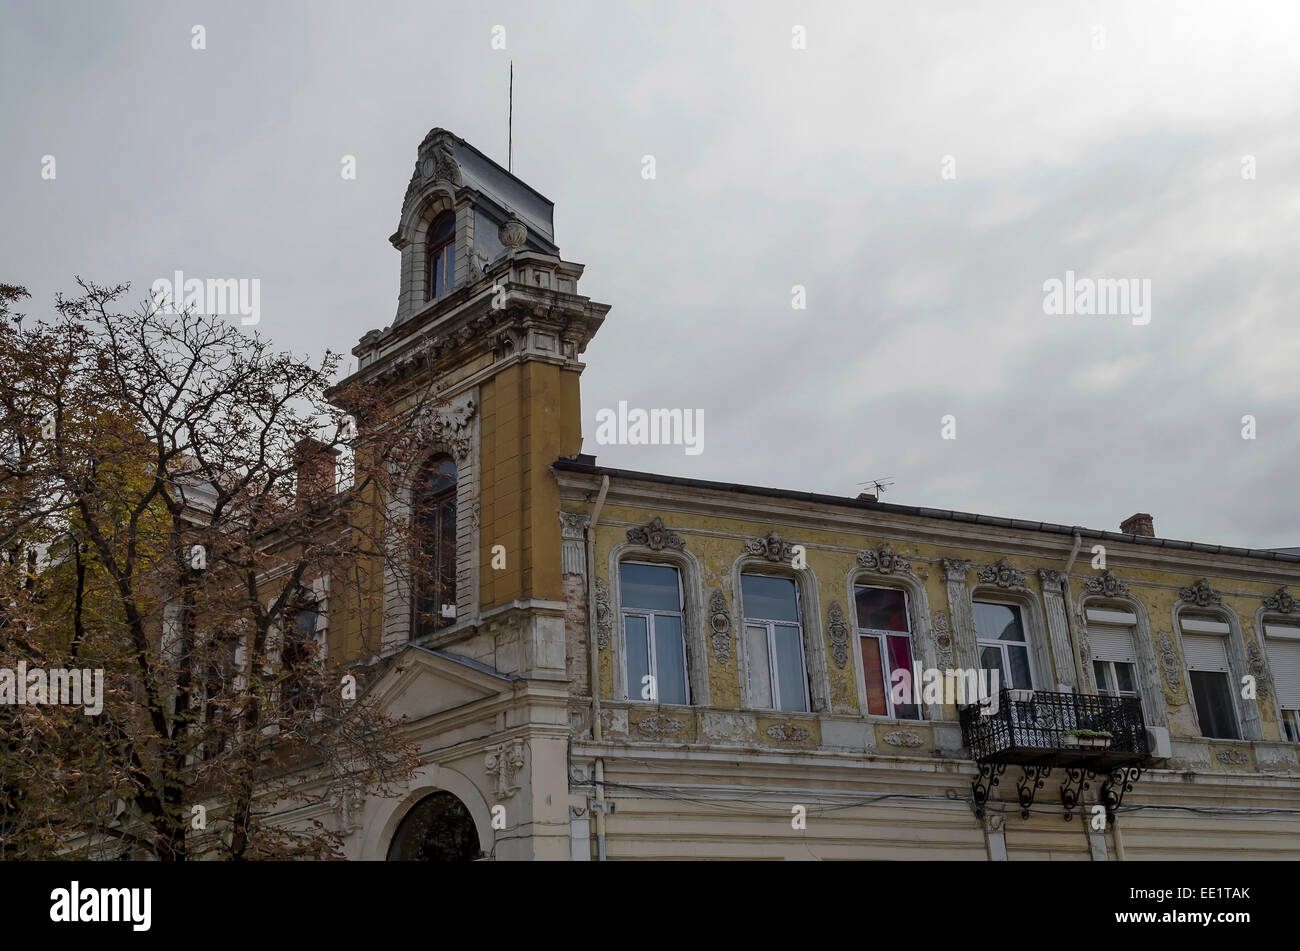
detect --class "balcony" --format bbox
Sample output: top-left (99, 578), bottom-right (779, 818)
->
top-left (959, 688), bottom-right (1151, 821)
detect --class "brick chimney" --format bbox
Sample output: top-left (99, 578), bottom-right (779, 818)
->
top-left (1120, 512), bottom-right (1154, 537)
top-left (294, 437), bottom-right (339, 509)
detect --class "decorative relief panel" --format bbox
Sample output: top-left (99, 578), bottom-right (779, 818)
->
top-left (931, 611), bottom-right (953, 668)
top-left (857, 543), bottom-right (909, 574)
top-left (700, 712), bottom-right (756, 743)
top-left (484, 740), bottom-right (526, 799)
top-left (410, 397), bottom-right (477, 463)
top-left (745, 531), bottom-right (797, 563)
top-left (1246, 639), bottom-right (1270, 701)
top-left (1178, 578), bottom-right (1222, 607)
top-left (765, 723), bottom-right (809, 742)
top-left (1038, 569), bottom-right (1065, 589)
top-left (883, 730), bottom-right (925, 748)
top-left (1083, 570), bottom-right (1129, 598)
top-left (1255, 745), bottom-right (1300, 772)
top-left (626, 517), bottom-right (684, 552)
top-left (1215, 748), bottom-right (1249, 767)
top-left (594, 577), bottom-right (613, 650)
top-left (635, 714), bottom-right (685, 738)
top-left (826, 602), bottom-right (850, 669)
top-left (977, 558), bottom-right (1026, 591)
top-left (708, 589), bottom-right (732, 665)
top-left (1157, 632), bottom-right (1184, 701)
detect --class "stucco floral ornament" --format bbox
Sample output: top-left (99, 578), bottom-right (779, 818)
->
top-left (746, 531), bottom-right (796, 563)
top-left (409, 397), bottom-right (477, 463)
top-left (1246, 638), bottom-right (1270, 701)
top-left (708, 589), bottom-right (732, 664)
top-left (594, 577), bottom-right (613, 649)
top-left (1084, 570), bottom-right (1129, 598)
top-left (826, 602), bottom-right (850, 669)
top-left (931, 612), bottom-right (953, 668)
top-left (858, 543), bottom-right (909, 575)
top-left (766, 724), bottom-right (809, 742)
top-left (1156, 633), bottom-right (1185, 702)
top-left (627, 516), bottom-right (685, 552)
top-left (978, 558), bottom-right (1026, 591)
top-left (1178, 578), bottom-right (1222, 607)
top-left (1263, 586), bottom-right (1300, 614)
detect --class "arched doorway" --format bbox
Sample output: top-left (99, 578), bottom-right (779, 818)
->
top-left (385, 791), bottom-right (481, 861)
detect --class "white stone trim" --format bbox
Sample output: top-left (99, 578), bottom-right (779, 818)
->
top-left (606, 539), bottom-right (710, 706)
top-left (730, 552), bottom-right (828, 715)
top-left (845, 561), bottom-right (938, 722)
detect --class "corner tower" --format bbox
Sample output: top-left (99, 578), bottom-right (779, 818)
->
top-left (345, 128), bottom-right (609, 675)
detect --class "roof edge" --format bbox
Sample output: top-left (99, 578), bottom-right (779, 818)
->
top-left (551, 457), bottom-right (1300, 566)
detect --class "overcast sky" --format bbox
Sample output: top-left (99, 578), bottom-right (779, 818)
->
top-left (3, 0), bottom-right (1298, 548)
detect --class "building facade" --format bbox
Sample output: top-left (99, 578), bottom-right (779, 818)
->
top-left (318, 128), bottom-right (1300, 860)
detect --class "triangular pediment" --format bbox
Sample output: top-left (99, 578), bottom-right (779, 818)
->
top-left (367, 645), bottom-right (515, 723)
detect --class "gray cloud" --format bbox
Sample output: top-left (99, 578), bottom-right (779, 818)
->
top-left (3, 0), bottom-right (1298, 547)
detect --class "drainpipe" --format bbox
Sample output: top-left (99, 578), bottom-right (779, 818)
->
top-left (585, 475), bottom-right (610, 860)
top-left (1061, 530), bottom-right (1088, 690)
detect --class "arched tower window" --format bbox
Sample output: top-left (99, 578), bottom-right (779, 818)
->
top-left (425, 211), bottom-right (456, 301)
top-left (281, 590), bottom-right (320, 714)
top-left (413, 455), bottom-right (457, 637)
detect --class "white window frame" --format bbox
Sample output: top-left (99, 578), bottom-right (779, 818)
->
top-left (854, 585), bottom-right (919, 720)
top-left (1265, 620), bottom-right (1300, 743)
top-left (1180, 616), bottom-right (1241, 741)
top-left (1086, 607), bottom-right (1140, 701)
top-left (619, 561), bottom-right (689, 705)
top-left (974, 598), bottom-right (1035, 690)
top-left (742, 574), bottom-right (810, 713)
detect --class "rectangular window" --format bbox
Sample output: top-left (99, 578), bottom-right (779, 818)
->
top-left (974, 601), bottom-right (1033, 691)
top-left (741, 574), bottom-right (808, 712)
top-left (1181, 626), bottom-right (1239, 740)
top-left (1086, 609), bottom-right (1140, 701)
top-left (619, 562), bottom-right (688, 705)
top-left (854, 585), bottom-right (919, 719)
top-left (1266, 622), bottom-right (1300, 742)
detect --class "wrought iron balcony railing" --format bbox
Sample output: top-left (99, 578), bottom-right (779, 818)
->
top-left (960, 688), bottom-right (1148, 764)
top-left (959, 688), bottom-right (1151, 820)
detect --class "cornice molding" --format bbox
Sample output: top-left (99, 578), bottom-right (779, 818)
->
top-left (554, 473), bottom-right (1300, 585)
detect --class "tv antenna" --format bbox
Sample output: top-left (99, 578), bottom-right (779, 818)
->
top-left (858, 477), bottom-right (895, 498)
top-left (508, 60), bottom-right (513, 172)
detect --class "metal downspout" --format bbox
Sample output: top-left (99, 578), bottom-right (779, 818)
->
top-left (585, 475), bottom-right (610, 860)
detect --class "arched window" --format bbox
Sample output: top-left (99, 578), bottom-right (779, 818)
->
top-left (618, 561), bottom-right (688, 705)
top-left (1263, 617), bottom-right (1300, 742)
top-left (1179, 611), bottom-right (1240, 740)
top-left (281, 590), bottom-right (321, 714)
top-left (974, 599), bottom-right (1035, 691)
top-left (854, 585), bottom-right (920, 719)
top-left (425, 212), bottom-right (456, 300)
top-left (413, 455), bottom-right (457, 638)
top-left (741, 572), bottom-right (809, 712)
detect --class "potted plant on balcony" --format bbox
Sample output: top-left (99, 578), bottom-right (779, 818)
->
top-left (1007, 688), bottom-right (1035, 703)
top-left (1064, 728), bottom-right (1113, 749)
